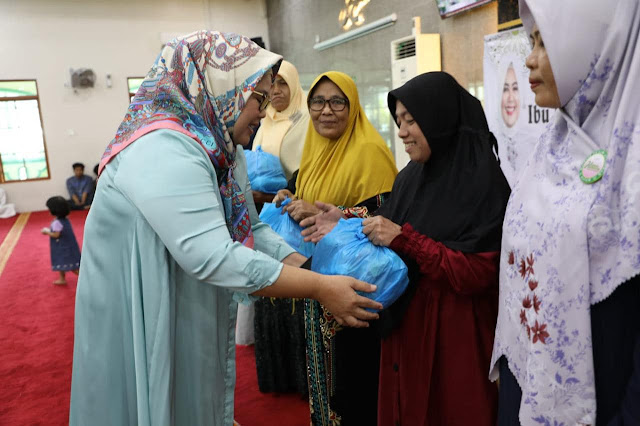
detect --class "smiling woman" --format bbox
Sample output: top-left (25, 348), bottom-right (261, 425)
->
top-left (68, 32), bottom-right (382, 426)
top-left (308, 79), bottom-right (350, 140)
top-left (500, 63), bottom-right (521, 128)
top-left (272, 71), bottom-right (398, 425)
top-left (298, 71), bottom-right (511, 425)
top-left (276, 72), bottom-right (397, 223)
top-left (373, 71), bottom-right (510, 425)
top-left (394, 100), bottom-right (432, 163)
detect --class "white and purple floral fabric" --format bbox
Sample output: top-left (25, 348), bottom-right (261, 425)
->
top-left (490, 1), bottom-right (640, 424)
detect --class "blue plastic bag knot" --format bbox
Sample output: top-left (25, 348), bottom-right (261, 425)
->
top-left (259, 201), bottom-right (315, 257)
top-left (311, 218), bottom-right (409, 310)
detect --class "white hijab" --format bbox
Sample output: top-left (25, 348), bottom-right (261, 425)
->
top-left (252, 60), bottom-right (309, 179)
top-left (496, 57), bottom-right (525, 138)
top-left (490, 1), bottom-right (640, 424)
top-left (0, 188), bottom-right (16, 218)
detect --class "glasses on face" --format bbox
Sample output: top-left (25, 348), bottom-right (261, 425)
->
top-left (309, 97), bottom-right (349, 112)
top-left (252, 90), bottom-right (270, 111)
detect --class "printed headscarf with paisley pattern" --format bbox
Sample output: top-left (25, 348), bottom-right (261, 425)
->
top-left (99, 30), bottom-right (282, 246)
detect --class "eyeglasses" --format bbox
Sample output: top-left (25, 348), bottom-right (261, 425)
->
top-left (252, 90), bottom-right (270, 111)
top-left (309, 97), bottom-right (349, 112)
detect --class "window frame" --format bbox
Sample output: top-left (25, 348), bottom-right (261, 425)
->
top-left (127, 76), bottom-right (145, 102)
top-left (0, 79), bottom-right (51, 184)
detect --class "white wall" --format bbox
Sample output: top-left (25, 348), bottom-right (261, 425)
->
top-left (0, 0), bottom-right (268, 212)
top-left (205, 0), bottom-right (270, 49)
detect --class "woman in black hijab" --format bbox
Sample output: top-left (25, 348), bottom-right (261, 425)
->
top-left (302, 72), bottom-right (511, 425)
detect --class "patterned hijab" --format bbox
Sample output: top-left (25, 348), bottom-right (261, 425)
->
top-left (99, 30), bottom-right (282, 245)
top-left (252, 60), bottom-right (309, 179)
top-left (295, 71), bottom-right (397, 206)
top-left (490, 1), bottom-right (640, 424)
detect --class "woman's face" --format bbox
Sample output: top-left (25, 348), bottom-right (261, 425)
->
top-left (395, 100), bottom-right (431, 164)
top-left (525, 24), bottom-right (561, 108)
top-left (270, 74), bottom-right (291, 112)
top-left (233, 71), bottom-right (272, 146)
top-left (501, 66), bottom-right (520, 127)
top-left (309, 79), bottom-right (350, 140)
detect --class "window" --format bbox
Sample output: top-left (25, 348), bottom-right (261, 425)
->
top-left (0, 80), bottom-right (50, 183)
top-left (361, 85), bottom-right (393, 151)
top-left (127, 77), bottom-right (145, 102)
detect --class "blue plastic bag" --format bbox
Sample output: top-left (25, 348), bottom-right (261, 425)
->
top-left (311, 218), bottom-right (409, 309)
top-left (259, 198), bottom-right (315, 257)
top-left (244, 146), bottom-right (288, 193)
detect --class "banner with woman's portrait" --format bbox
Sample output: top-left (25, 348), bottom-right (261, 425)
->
top-left (483, 27), bottom-right (555, 187)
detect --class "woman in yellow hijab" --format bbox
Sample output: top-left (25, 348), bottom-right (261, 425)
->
top-left (277, 71), bottom-right (397, 219)
top-left (275, 71), bottom-right (397, 425)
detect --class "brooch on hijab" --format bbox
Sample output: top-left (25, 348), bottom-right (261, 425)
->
top-left (580, 149), bottom-right (607, 184)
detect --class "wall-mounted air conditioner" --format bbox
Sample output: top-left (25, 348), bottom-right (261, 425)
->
top-left (390, 17), bottom-right (441, 170)
top-left (70, 68), bottom-right (96, 89)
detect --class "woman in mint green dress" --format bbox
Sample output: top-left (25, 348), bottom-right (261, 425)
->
top-left (69, 31), bottom-right (381, 426)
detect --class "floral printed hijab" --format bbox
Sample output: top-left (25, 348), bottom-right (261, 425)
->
top-left (490, 1), bottom-right (640, 424)
top-left (99, 30), bottom-right (282, 245)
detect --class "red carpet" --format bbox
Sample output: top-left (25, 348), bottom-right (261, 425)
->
top-left (0, 210), bottom-right (309, 425)
top-left (0, 214), bottom-right (18, 245)
top-left (234, 344), bottom-right (310, 426)
top-left (0, 210), bottom-right (85, 425)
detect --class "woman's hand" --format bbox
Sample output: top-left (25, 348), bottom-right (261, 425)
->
top-left (283, 199), bottom-right (321, 222)
top-left (362, 216), bottom-right (402, 247)
top-left (252, 190), bottom-right (276, 205)
top-left (317, 275), bottom-right (382, 327)
top-left (300, 201), bottom-right (345, 242)
top-left (272, 189), bottom-right (295, 207)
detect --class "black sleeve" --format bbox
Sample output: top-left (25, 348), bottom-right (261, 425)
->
top-left (610, 337), bottom-right (640, 425)
top-left (354, 192), bottom-right (391, 214)
top-left (300, 257), bottom-right (312, 270)
top-left (590, 276), bottom-right (640, 425)
top-left (607, 335), bottom-right (640, 426)
top-left (287, 170), bottom-right (299, 194)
